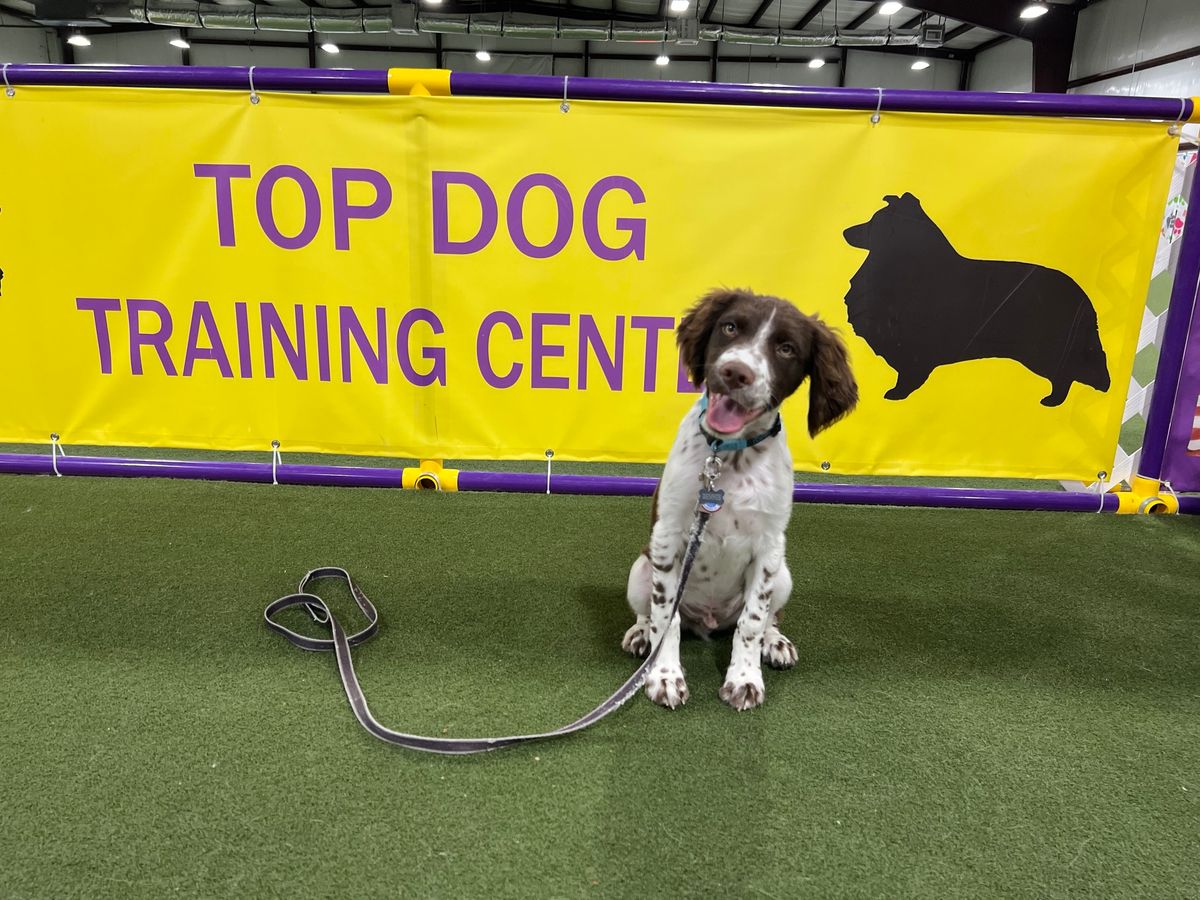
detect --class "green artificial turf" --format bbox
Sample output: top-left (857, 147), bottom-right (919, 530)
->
top-left (2, 473), bottom-right (1199, 899)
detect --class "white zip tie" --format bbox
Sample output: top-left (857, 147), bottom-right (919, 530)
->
top-left (248, 66), bottom-right (260, 105)
top-left (1169, 98), bottom-right (1187, 136)
top-left (545, 449), bottom-right (554, 495)
top-left (560, 76), bottom-right (569, 113)
top-left (871, 87), bottom-right (883, 126)
top-left (50, 432), bottom-right (66, 477)
top-left (271, 439), bottom-right (281, 485)
top-left (3, 64), bottom-right (13, 98)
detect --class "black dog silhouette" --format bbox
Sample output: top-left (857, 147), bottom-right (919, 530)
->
top-left (843, 193), bottom-right (1110, 407)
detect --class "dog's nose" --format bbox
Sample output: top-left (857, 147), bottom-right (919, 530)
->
top-left (720, 361), bottom-right (755, 387)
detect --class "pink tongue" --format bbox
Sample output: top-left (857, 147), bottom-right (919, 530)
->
top-left (707, 394), bottom-right (760, 434)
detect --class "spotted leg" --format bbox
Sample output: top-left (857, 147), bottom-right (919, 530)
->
top-left (643, 529), bottom-right (687, 709)
top-left (721, 538), bottom-right (787, 710)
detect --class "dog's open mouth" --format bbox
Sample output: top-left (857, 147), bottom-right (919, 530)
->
top-left (705, 393), bottom-right (766, 435)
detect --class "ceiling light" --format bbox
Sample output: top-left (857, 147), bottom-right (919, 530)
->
top-left (879, 1), bottom-right (902, 15)
top-left (320, 42), bottom-right (339, 53)
top-left (170, 37), bottom-right (190, 49)
top-left (808, 58), bottom-right (826, 69)
top-left (910, 59), bottom-right (930, 70)
top-left (655, 54), bottom-right (669, 66)
top-left (423, 0), bottom-right (442, 4)
top-left (1019, 3), bottom-right (1049, 18)
top-left (476, 49), bottom-right (491, 61)
top-left (669, 0), bottom-right (690, 10)
top-left (67, 33), bottom-right (91, 47)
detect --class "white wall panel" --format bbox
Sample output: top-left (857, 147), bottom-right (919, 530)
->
top-left (716, 58), bottom-right (840, 86)
top-left (443, 51), bottom-right (554, 75)
top-left (968, 39), bottom-right (1032, 92)
top-left (0, 24), bottom-right (54, 63)
top-left (74, 30), bottom-right (185, 66)
top-left (189, 42), bottom-right (309, 68)
top-left (844, 50), bottom-right (962, 91)
top-left (1071, 0), bottom-right (1200, 80)
top-left (1070, 53), bottom-right (1200, 99)
top-left (588, 57), bottom-right (708, 82)
top-left (316, 49), bottom-right (436, 70)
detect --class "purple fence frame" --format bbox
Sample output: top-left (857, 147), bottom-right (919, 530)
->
top-left (0, 65), bottom-right (1196, 513)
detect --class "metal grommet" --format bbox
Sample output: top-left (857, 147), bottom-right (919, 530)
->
top-left (1097, 470), bottom-right (1108, 481)
top-left (820, 461), bottom-right (831, 471)
top-left (248, 65), bottom-right (260, 105)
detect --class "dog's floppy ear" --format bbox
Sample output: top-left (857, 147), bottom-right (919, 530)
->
top-left (677, 288), bottom-right (744, 387)
top-left (806, 319), bottom-right (859, 437)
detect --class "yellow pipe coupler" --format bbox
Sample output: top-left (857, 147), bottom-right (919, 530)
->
top-left (387, 68), bottom-right (452, 96)
top-left (1114, 476), bottom-right (1179, 515)
top-left (401, 459), bottom-right (459, 492)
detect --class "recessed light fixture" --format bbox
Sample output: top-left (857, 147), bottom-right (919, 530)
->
top-left (808, 58), bottom-right (826, 69)
top-left (67, 33), bottom-right (91, 47)
top-left (655, 54), bottom-right (670, 66)
top-left (879, 2), bottom-right (903, 15)
top-left (669, 0), bottom-right (690, 11)
top-left (1019, 3), bottom-right (1049, 18)
top-left (321, 42), bottom-right (340, 53)
top-left (476, 49), bottom-right (491, 61)
top-left (170, 37), bottom-right (190, 49)
top-left (911, 59), bottom-right (931, 70)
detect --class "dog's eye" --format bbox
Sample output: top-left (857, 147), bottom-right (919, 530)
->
top-left (777, 342), bottom-right (796, 358)
top-left (721, 322), bottom-right (737, 336)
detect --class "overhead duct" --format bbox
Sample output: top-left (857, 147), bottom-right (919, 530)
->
top-left (721, 26), bottom-right (778, 46)
top-left (128, 2), bottom-right (933, 48)
top-left (778, 31), bottom-right (837, 46)
top-left (835, 29), bottom-right (890, 47)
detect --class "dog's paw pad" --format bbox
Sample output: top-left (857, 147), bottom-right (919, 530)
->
top-left (719, 679), bottom-right (764, 711)
top-left (645, 671), bottom-right (689, 709)
top-left (621, 623), bottom-right (651, 658)
top-left (763, 636), bottom-right (798, 669)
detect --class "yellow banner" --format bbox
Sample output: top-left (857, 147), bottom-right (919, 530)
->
top-left (0, 86), bottom-right (1177, 478)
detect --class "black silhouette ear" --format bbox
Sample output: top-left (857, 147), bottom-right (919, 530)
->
top-left (807, 319), bottom-right (859, 437)
top-left (677, 288), bottom-right (744, 387)
top-left (883, 194), bottom-right (900, 204)
top-left (900, 192), bottom-right (922, 208)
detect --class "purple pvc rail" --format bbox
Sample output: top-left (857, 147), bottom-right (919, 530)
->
top-left (1, 64), bottom-right (1193, 121)
top-left (0, 452), bottom-right (1130, 513)
top-left (2, 64), bottom-right (389, 93)
top-left (451, 72), bottom-right (1196, 121)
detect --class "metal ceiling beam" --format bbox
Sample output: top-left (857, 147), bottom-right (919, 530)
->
top-left (701, 0), bottom-right (720, 23)
top-left (791, 0), bottom-right (830, 31)
top-left (943, 21), bottom-right (973, 42)
top-left (744, 0), bottom-right (774, 28)
top-left (899, 10), bottom-right (925, 29)
top-left (971, 34), bottom-right (1010, 54)
top-left (846, 4), bottom-right (881, 30)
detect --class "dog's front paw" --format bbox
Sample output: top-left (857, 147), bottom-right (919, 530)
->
top-left (720, 673), bottom-right (765, 711)
top-left (621, 621), bottom-right (651, 658)
top-left (645, 667), bottom-right (689, 709)
top-left (763, 634), bottom-right (798, 669)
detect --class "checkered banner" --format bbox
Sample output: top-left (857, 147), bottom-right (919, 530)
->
top-left (1157, 151), bottom-right (1200, 490)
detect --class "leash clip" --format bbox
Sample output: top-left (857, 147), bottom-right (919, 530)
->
top-left (699, 453), bottom-right (724, 513)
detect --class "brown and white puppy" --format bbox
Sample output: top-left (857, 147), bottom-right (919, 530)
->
top-left (623, 288), bottom-right (857, 710)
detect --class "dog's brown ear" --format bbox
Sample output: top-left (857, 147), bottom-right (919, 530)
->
top-left (677, 288), bottom-right (744, 388)
top-left (807, 319), bottom-right (858, 437)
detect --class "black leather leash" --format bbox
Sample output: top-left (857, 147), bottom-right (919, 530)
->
top-left (264, 482), bottom-right (724, 754)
